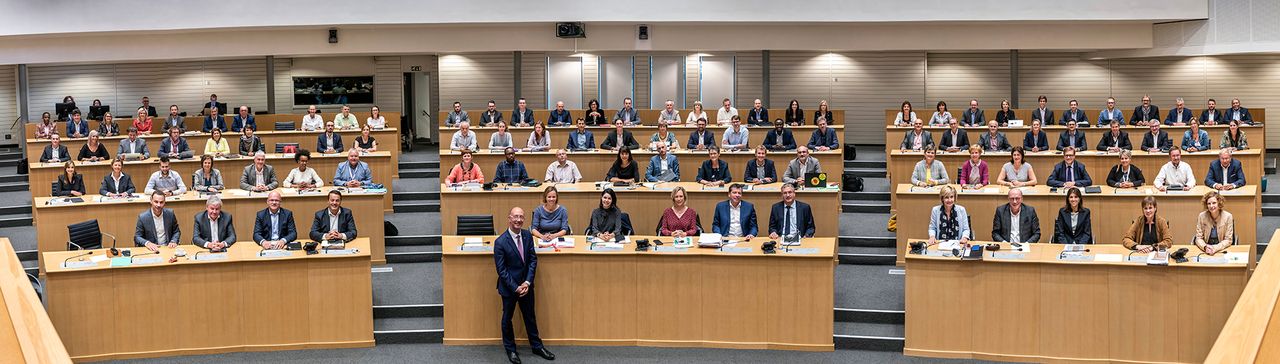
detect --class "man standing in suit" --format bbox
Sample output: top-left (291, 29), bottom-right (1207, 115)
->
top-left (1056, 121), bottom-right (1086, 151)
top-left (135, 191), bottom-right (181, 251)
top-left (1031, 95), bottom-right (1054, 125)
top-left (510, 98), bottom-right (535, 127)
top-left (1096, 120), bottom-right (1133, 152)
top-left (601, 119), bottom-right (639, 151)
top-left (992, 188), bottom-right (1040, 243)
top-left (712, 184), bottom-right (758, 239)
top-left (1130, 95), bottom-right (1160, 125)
top-left (192, 195), bottom-right (236, 251)
top-left (961, 99), bottom-right (985, 127)
top-left (939, 119), bottom-right (970, 152)
top-left (309, 190), bottom-right (357, 247)
top-left (782, 146), bottom-right (822, 185)
top-left (1059, 99), bottom-right (1087, 126)
top-left (565, 118), bottom-right (595, 150)
top-left (1206, 149), bottom-right (1246, 191)
top-left (768, 183), bottom-right (816, 239)
top-left (253, 191), bottom-right (297, 249)
top-left (1047, 147), bottom-right (1092, 188)
top-left (494, 207), bottom-right (555, 364)
top-left (40, 134), bottom-right (70, 163)
top-left (978, 120), bottom-right (1011, 152)
top-left (1141, 121), bottom-right (1173, 153)
top-left (240, 151), bottom-right (278, 192)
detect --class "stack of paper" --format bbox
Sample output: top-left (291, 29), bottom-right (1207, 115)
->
top-left (697, 233), bottom-right (723, 247)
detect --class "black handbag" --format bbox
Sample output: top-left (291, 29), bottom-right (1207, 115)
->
top-left (842, 144), bottom-right (856, 160)
top-left (842, 174), bottom-right (864, 192)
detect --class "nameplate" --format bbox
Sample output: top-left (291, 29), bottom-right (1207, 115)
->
top-left (458, 245), bottom-right (493, 252)
top-left (259, 250), bottom-right (293, 258)
top-left (62, 260), bottom-right (96, 269)
top-left (323, 249), bottom-right (359, 256)
top-left (990, 252), bottom-right (1027, 260)
top-left (720, 247), bottom-right (753, 254)
top-left (133, 256), bottom-right (164, 265)
top-left (1127, 255), bottom-right (1148, 263)
top-left (783, 247), bottom-right (820, 255)
top-left (923, 249), bottom-right (954, 258)
top-left (192, 253), bottom-right (228, 261)
top-left (1196, 256), bottom-right (1228, 265)
top-left (534, 247), bottom-right (556, 253)
top-left (654, 246), bottom-right (687, 253)
top-left (1058, 254), bottom-right (1094, 262)
top-left (590, 245), bottom-right (624, 252)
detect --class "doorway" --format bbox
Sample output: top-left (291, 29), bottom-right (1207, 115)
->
top-left (403, 72), bottom-right (433, 143)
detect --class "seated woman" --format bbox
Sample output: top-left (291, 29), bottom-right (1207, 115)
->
top-left (366, 106), bottom-right (387, 129)
top-left (910, 147), bottom-right (949, 187)
top-left (658, 187), bottom-right (700, 237)
top-left (1122, 196), bottom-right (1172, 253)
top-left (649, 123), bottom-right (677, 150)
top-left (445, 149), bottom-right (485, 186)
top-left (191, 155), bottom-right (225, 193)
top-left (77, 130), bottom-right (111, 162)
top-left (697, 147), bottom-right (731, 186)
top-left (1053, 187), bottom-right (1093, 244)
top-left (586, 188), bottom-right (627, 241)
top-left (606, 149), bottom-right (640, 183)
top-left (100, 158), bottom-right (135, 198)
top-left (928, 186), bottom-right (970, 245)
top-left (1194, 191), bottom-right (1235, 254)
top-left (98, 112), bottom-right (120, 137)
top-left (1022, 120), bottom-right (1049, 152)
top-left (354, 125), bottom-right (378, 152)
top-left (997, 146), bottom-right (1038, 187)
top-left (958, 145), bottom-right (988, 188)
top-left (53, 161), bottom-right (85, 197)
top-left (531, 186), bottom-right (569, 242)
top-left (525, 122), bottom-right (551, 152)
top-left (1106, 150), bottom-right (1145, 188)
top-left (928, 101), bottom-right (954, 127)
top-left (744, 146), bottom-right (777, 184)
top-left (1220, 119), bottom-right (1249, 150)
top-left (204, 128), bottom-right (231, 157)
top-left (283, 149), bottom-right (324, 189)
top-left (488, 122), bottom-right (513, 150)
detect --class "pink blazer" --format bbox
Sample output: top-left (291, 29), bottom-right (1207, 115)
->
top-left (959, 160), bottom-right (989, 185)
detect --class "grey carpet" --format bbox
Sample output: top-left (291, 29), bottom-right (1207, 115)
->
top-left (384, 212), bottom-right (442, 236)
top-left (372, 262), bottom-right (442, 305)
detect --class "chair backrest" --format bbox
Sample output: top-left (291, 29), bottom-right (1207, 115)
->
top-left (275, 143), bottom-right (299, 153)
top-left (67, 219), bottom-right (103, 250)
top-left (457, 215), bottom-right (495, 236)
top-left (275, 122), bottom-right (296, 131)
top-left (621, 213), bottom-right (634, 236)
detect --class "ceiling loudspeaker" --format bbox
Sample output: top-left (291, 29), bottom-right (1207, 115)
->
top-left (556, 22), bottom-right (586, 38)
top-left (637, 25), bottom-right (649, 40)
top-left (328, 28), bottom-right (338, 44)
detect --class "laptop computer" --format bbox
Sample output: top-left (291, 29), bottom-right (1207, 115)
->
top-left (803, 172), bottom-right (827, 188)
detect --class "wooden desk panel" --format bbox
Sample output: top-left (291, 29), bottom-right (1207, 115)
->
top-left (442, 235), bottom-right (834, 351)
top-left (42, 239), bottom-right (373, 362)
top-left (26, 112), bottom-right (402, 139)
top-left (0, 238), bottom-right (71, 363)
top-left (892, 184), bottom-right (1258, 264)
top-left (440, 109), bottom-right (846, 127)
top-left (905, 242), bottom-right (1247, 363)
top-left (883, 108), bottom-right (1266, 127)
top-left (441, 149), bottom-right (844, 184)
top-left (32, 187), bottom-right (386, 265)
top-left (440, 182), bottom-right (839, 237)
top-left (440, 125), bottom-right (844, 152)
top-left (884, 124), bottom-right (1266, 157)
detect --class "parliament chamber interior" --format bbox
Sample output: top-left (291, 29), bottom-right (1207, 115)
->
top-left (4, 1), bottom-right (1280, 363)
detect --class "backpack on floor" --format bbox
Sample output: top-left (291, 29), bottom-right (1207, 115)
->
top-left (384, 221), bottom-right (399, 236)
top-left (842, 174), bottom-right (863, 192)
top-left (16, 157), bottom-right (26, 175)
top-left (842, 144), bottom-right (856, 160)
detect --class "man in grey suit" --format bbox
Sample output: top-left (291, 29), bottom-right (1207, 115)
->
top-left (991, 188), bottom-right (1040, 243)
top-left (961, 99), bottom-right (986, 127)
top-left (240, 151), bottom-right (278, 192)
top-left (898, 119), bottom-right (934, 151)
top-left (309, 190), bottom-right (357, 247)
top-left (135, 191), bottom-right (181, 251)
top-left (192, 195), bottom-right (236, 251)
top-left (782, 146), bottom-right (822, 185)
top-left (117, 127), bottom-right (150, 160)
top-left (977, 120), bottom-right (1012, 152)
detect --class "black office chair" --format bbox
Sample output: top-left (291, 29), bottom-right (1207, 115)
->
top-left (457, 215), bottom-right (495, 236)
top-left (275, 122), bottom-right (296, 131)
top-left (26, 273), bottom-right (41, 300)
top-left (621, 213), bottom-right (635, 236)
top-left (67, 219), bottom-right (115, 251)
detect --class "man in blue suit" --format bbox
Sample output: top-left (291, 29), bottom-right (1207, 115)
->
top-left (711, 184), bottom-right (758, 239)
top-left (66, 110), bottom-right (91, 138)
top-left (1206, 149), bottom-right (1246, 190)
top-left (1056, 121), bottom-right (1086, 151)
top-left (317, 121), bottom-right (344, 153)
top-left (253, 191), bottom-right (297, 249)
top-left (510, 98), bottom-right (535, 127)
top-left (204, 107), bottom-right (227, 132)
top-left (1046, 147), bottom-right (1092, 188)
top-left (1164, 98), bottom-right (1193, 126)
top-left (768, 183), bottom-right (816, 239)
top-left (686, 118), bottom-right (717, 150)
top-left (493, 207), bottom-right (555, 364)
top-left (231, 106), bottom-right (257, 132)
top-left (644, 143), bottom-right (680, 182)
top-left (308, 190), bottom-right (357, 245)
top-left (565, 118), bottom-right (595, 150)
top-left (762, 120), bottom-right (796, 151)
top-left (1059, 100), bottom-right (1087, 126)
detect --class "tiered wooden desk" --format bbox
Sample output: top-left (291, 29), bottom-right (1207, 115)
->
top-left (42, 238), bottom-right (374, 362)
top-left (1205, 231), bottom-right (1280, 363)
top-left (0, 238), bottom-right (71, 363)
top-left (32, 187), bottom-right (387, 264)
top-left (440, 109), bottom-right (845, 127)
top-left (442, 235), bottom-right (835, 351)
top-left (441, 124), bottom-right (844, 153)
top-left (905, 241), bottom-right (1248, 363)
top-left (892, 184), bottom-right (1258, 264)
top-left (439, 182), bottom-right (839, 237)
top-left (440, 149), bottom-right (845, 184)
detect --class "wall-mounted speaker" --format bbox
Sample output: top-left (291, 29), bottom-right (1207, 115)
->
top-left (638, 25), bottom-right (649, 40)
top-left (556, 22), bottom-right (586, 38)
top-left (328, 28), bottom-right (338, 44)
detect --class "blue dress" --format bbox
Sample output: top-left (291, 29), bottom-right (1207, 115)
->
top-left (531, 205), bottom-right (569, 235)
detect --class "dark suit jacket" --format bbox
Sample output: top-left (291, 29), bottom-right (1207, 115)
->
top-left (601, 130), bottom-right (639, 150)
top-left (480, 110), bottom-right (503, 125)
top-left (1047, 162), bottom-right (1092, 187)
top-left (1226, 107), bottom-right (1254, 123)
top-left (65, 119), bottom-right (90, 137)
top-left (1200, 109), bottom-right (1224, 124)
top-left (53, 174), bottom-right (85, 197)
top-left (231, 115), bottom-right (256, 132)
top-left (762, 129), bottom-right (796, 151)
top-left (40, 145), bottom-right (70, 163)
top-left (1206, 159), bottom-right (1246, 188)
top-left (938, 129), bottom-right (970, 150)
top-left (253, 208), bottom-right (297, 244)
top-left (1053, 207), bottom-right (1093, 244)
top-left (159, 137), bottom-right (190, 156)
top-left (687, 130), bottom-right (717, 149)
top-left (140, 105), bottom-right (158, 117)
top-left (193, 211), bottom-right (237, 248)
top-left (134, 208), bottom-right (181, 246)
top-left (317, 133), bottom-right (345, 152)
top-left (203, 115), bottom-right (227, 132)
top-left (1164, 108), bottom-right (1194, 124)
top-left (768, 201), bottom-right (816, 238)
top-left (566, 130), bottom-right (596, 150)
top-left (99, 173), bottom-right (136, 195)
top-left (746, 108), bottom-right (770, 125)
top-left (743, 159), bottom-right (777, 183)
top-left (1140, 131), bottom-right (1173, 152)
top-left (1056, 131), bottom-right (1087, 151)
top-left (309, 207), bottom-right (357, 242)
top-left (1131, 106), bottom-right (1160, 124)
top-left (992, 204), bottom-right (1040, 243)
top-left (1022, 130), bottom-right (1048, 150)
top-left (1030, 108), bottom-right (1054, 124)
top-left (1059, 109), bottom-right (1088, 125)
top-left (1096, 131), bottom-right (1133, 151)
top-left (510, 109), bottom-right (535, 125)
top-left (807, 128), bottom-right (839, 150)
top-left (711, 200), bottom-right (758, 237)
top-left (961, 108), bottom-right (985, 127)
top-left (697, 160), bottom-right (731, 183)
top-left (1106, 165), bottom-right (1145, 187)
top-left (995, 109), bottom-right (1016, 125)
top-left (978, 132), bottom-right (1011, 152)
top-left (494, 228), bottom-right (537, 297)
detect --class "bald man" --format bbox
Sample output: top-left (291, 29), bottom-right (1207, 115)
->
top-left (494, 207), bottom-right (555, 363)
top-left (992, 188), bottom-right (1040, 243)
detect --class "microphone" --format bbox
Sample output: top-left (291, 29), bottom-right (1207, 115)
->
top-left (1060, 248), bottom-right (1091, 259)
top-left (62, 251), bottom-right (93, 266)
top-left (129, 251), bottom-right (159, 262)
top-left (193, 243), bottom-right (222, 260)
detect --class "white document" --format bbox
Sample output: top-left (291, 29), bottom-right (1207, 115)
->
top-left (90, 254), bottom-right (109, 263)
top-left (936, 240), bottom-right (962, 251)
top-left (1094, 254), bottom-right (1123, 262)
top-left (463, 237), bottom-right (483, 246)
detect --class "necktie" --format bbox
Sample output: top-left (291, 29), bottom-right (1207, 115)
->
top-left (784, 205), bottom-right (793, 237)
top-left (1067, 164), bottom-right (1074, 182)
top-left (514, 232), bottom-right (525, 263)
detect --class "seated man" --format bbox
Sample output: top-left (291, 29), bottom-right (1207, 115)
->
top-left (746, 99), bottom-right (770, 126)
top-left (144, 156), bottom-right (188, 196)
top-left (992, 188), bottom-right (1040, 243)
top-left (1164, 97), bottom-right (1193, 126)
top-left (549, 101), bottom-right (573, 126)
top-left (898, 119), bottom-right (934, 152)
top-left (450, 121), bottom-right (478, 151)
top-left (134, 191), bottom-right (181, 251)
top-left (40, 134), bottom-right (70, 163)
top-left (1200, 98), bottom-right (1223, 125)
top-left (510, 98), bottom-right (535, 127)
top-left (192, 195), bottom-right (236, 251)
top-left (977, 120), bottom-right (1011, 152)
top-left (614, 97), bottom-right (640, 125)
top-left (117, 127), bottom-right (150, 159)
top-left (1096, 120), bottom-right (1132, 152)
top-left (1055, 121), bottom-right (1086, 151)
top-left (445, 102), bottom-right (469, 126)
top-left (938, 119), bottom-right (970, 152)
top-left (253, 191), bottom-right (297, 249)
top-left (203, 107), bottom-right (227, 133)
top-left (159, 126), bottom-right (192, 159)
top-left (1205, 149), bottom-right (1246, 191)
top-left (744, 146), bottom-right (777, 184)
top-left (334, 149), bottom-right (374, 187)
top-left (807, 118), bottom-right (840, 151)
top-left (782, 146), bottom-right (822, 185)
top-left (318, 121), bottom-right (345, 153)
top-left (720, 116), bottom-right (751, 151)
top-left (565, 118), bottom-right (595, 150)
top-left (686, 118), bottom-right (716, 150)
top-left (239, 151), bottom-right (279, 192)
top-left (231, 105), bottom-right (257, 132)
top-left (711, 184), bottom-right (758, 239)
top-left (1140, 121), bottom-right (1173, 153)
top-left (492, 147), bottom-right (529, 184)
top-left (768, 183), bottom-right (816, 239)
top-left (162, 105), bottom-right (184, 132)
top-left (544, 149), bottom-right (582, 183)
top-left (762, 119), bottom-right (796, 151)
top-left (1155, 148), bottom-right (1195, 191)
top-left (302, 105), bottom-right (325, 131)
top-left (309, 190), bottom-right (357, 246)
top-left (1131, 95), bottom-right (1160, 125)
top-left (66, 110), bottom-right (90, 138)
top-left (1058, 99), bottom-right (1087, 126)
top-left (645, 142), bottom-right (680, 182)
top-left (1046, 147), bottom-right (1092, 188)
top-left (1227, 98), bottom-right (1254, 125)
